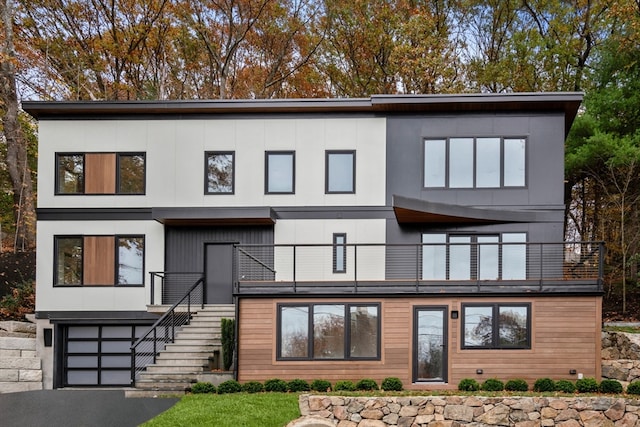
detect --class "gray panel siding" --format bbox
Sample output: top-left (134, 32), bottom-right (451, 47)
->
top-left (165, 226), bottom-right (274, 272)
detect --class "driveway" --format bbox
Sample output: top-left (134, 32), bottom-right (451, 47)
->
top-left (0, 389), bottom-right (179, 427)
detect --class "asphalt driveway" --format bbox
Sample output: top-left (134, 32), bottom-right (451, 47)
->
top-left (0, 389), bottom-right (179, 427)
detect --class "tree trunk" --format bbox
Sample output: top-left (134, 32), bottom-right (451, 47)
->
top-left (0, 0), bottom-right (36, 250)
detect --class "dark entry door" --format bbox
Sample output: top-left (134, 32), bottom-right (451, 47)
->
top-left (205, 243), bottom-right (235, 304)
top-left (413, 306), bottom-right (448, 383)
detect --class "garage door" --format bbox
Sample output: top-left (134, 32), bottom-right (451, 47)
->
top-left (63, 324), bottom-right (149, 386)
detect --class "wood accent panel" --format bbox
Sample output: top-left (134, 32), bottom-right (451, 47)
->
top-left (85, 153), bottom-right (116, 194)
top-left (83, 236), bottom-right (115, 285)
top-left (237, 296), bottom-right (601, 391)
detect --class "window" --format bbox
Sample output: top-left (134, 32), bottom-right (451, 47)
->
top-left (265, 151), bottom-right (295, 194)
top-left (56, 152), bottom-right (146, 195)
top-left (424, 137), bottom-right (526, 188)
top-left (326, 151), bottom-right (355, 193)
top-left (205, 151), bottom-right (234, 194)
top-left (422, 233), bottom-right (526, 280)
top-left (333, 233), bottom-right (347, 273)
top-left (54, 235), bottom-right (144, 286)
top-left (462, 303), bottom-right (531, 349)
top-left (277, 303), bottom-right (380, 360)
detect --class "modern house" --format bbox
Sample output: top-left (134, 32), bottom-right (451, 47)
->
top-left (23, 93), bottom-right (604, 392)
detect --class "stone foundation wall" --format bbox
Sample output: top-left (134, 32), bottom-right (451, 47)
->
top-left (0, 321), bottom-right (42, 393)
top-left (298, 395), bottom-right (640, 427)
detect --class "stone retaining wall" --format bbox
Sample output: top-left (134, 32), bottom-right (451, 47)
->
top-left (0, 321), bottom-right (42, 393)
top-left (297, 395), bottom-right (640, 427)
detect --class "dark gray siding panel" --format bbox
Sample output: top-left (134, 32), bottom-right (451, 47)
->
top-left (165, 226), bottom-right (274, 272)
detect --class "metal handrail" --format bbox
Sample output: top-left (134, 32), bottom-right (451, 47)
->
top-left (130, 277), bottom-right (204, 384)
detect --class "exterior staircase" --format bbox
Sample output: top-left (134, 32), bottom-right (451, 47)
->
top-left (125, 304), bottom-right (235, 398)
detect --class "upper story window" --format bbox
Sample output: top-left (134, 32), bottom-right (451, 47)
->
top-left (277, 303), bottom-right (380, 360)
top-left (333, 233), bottom-right (347, 273)
top-left (54, 235), bottom-right (144, 286)
top-left (462, 303), bottom-right (531, 349)
top-left (424, 137), bottom-right (526, 188)
top-left (205, 151), bottom-right (235, 194)
top-left (326, 150), bottom-right (355, 194)
top-left (55, 153), bottom-right (146, 195)
top-left (265, 151), bottom-right (295, 194)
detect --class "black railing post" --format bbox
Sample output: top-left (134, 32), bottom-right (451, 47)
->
top-left (293, 246), bottom-right (297, 293)
top-left (416, 244), bottom-right (420, 293)
top-left (598, 242), bottom-right (605, 291)
top-left (539, 243), bottom-right (544, 291)
top-left (354, 245), bottom-right (358, 293)
top-left (153, 328), bottom-right (157, 365)
top-left (131, 346), bottom-right (136, 385)
top-left (150, 273), bottom-right (155, 305)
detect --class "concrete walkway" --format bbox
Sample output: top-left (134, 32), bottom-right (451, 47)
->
top-left (0, 389), bottom-right (179, 427)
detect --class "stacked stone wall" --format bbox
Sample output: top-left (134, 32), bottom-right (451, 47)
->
top-left (296, 395), bottom-right (640, 427)
top-left (601, 331), bottom-right (640, 388)
top-left (0, 321), bottom-right (42, 393)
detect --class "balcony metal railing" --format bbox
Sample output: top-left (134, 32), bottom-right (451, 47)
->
top-left (234, 241), bottom-right (604, 294)
top-left (150, 271), bottom-right (203, 306)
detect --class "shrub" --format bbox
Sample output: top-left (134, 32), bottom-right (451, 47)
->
top-left (533, 378), bottom-right (556, 392)
top-left (287, 379), bottom-right (310, 392)
top-left (599, 379), bottom-right (623, 394)
top-left (458, 378), bottom-right (480, 392)
top-left (242, 381), bottom-right (264, 393)
top-left (504, 379), bottom-right (529, 392)
top-left (310, 379), bottom-right (332, 392)
top-left (381, 377), bottom-right (403, 391)
top-left (481, 378), bottom-right (504, 392)
top-left (0, 281), bottom-right (35, 321)
top-left (190, 382), bottom-right (216, 394)
top-left (264, 378), bottom-right (288, 392)
top-left (555, 380), bottom-right (576, 393)
top-left (575, 377), bottom-right (599, 393)
top-left (220, 318), bottom-right (235, 371)
top-left (355, 378), bottom-right (379, 391)
top-left (334, 380), bottom-right (356, 391)
top-left (217, 379), bottom-right (242, 394)
top-left (627, 381), bottom-right (640, 395)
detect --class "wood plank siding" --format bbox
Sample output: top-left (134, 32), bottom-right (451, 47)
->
top-left (237, 296), bottom-right (601, 390)
top-left (83, 236), bottom-right (115, 285)
top-left (85, 153), bottom-right (116, 194)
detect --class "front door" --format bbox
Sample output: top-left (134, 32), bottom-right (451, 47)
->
top-left (413, 306), bottom-right (447, 382)
top-left (204, 243), bottom-right (235, 304)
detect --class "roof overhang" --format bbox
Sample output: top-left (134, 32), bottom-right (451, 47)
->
top-left (152, 207), bottom-right (276, 226)
top-left (22, 93), bottom-right (583, 134)
top-left (392, 195), bottom-right (557, 224)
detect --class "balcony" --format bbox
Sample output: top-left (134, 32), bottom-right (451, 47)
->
top-left (234, 241), bottom-right (604, 296)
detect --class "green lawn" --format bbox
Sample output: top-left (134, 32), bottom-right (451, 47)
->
top-left (140, 393), bottom-right (301, 427)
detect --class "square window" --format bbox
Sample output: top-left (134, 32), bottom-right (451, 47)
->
top-left (205, 152), bottom-right (235, 194)
top-left (326, 151), bottom-right (355, 193)
top-left (265, 151), bottom-right (295, 194)
top-left (117, 154), bottom-right (145, 194)
top-left (56, 154), bottom-right (84, 194)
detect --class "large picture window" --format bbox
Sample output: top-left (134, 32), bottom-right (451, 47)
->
top-left (326, 151), bottom-right (355, 193)
top-left (277, 303), bottom-right (380, 360)
top-left (424, 137), bottom-right (526, 188)
top-left (205, 151), bottom-right (235, 194)
top-left (462, 303), bottom-right (531, 349)
top-left (422, 233), bottom-right (526, 280)
top-left (56, 152), bottom-right (145, 195)
top-left (54, 235), bottom-right (145, 286)
top-left (265, 151), bottom-right (295, 194)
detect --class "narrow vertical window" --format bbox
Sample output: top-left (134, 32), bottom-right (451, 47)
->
top-left (117, 236), bottom-right (144, 285)
top-left (117, 153), bottom-right (145, 194)
top-left (422, 234), bottom-right (446, 279)
top-left (504, 138), bottom-right (526, 186)
top-left (449, 138), bottom-right (474, 188)
top-left (56, 154), bottom-right (84, 194)
top-left (205, 151), bottom-right (235, 194)
top-left (449, 236), bottom-right (471, 280)
top-left (502, 233), bottom-right (527, 279)
top-left (333, 233), bottom-right (347, 273)
top-left (279, 306), bottom-right (309, 358)
top-left (349, 305), bottom-right (379, 358)
top-left (313, 305), bottom-right (345, 359)
top-left (476, 138), bottom-right (500, 188)
top-left (424, 139), bottom-right (446, 187)
top-left (326, 151), bottom-right (355, 193)
top-left (55, 237), bottom-right (83, 285)
top-left (265, 151), bottom-right (295, 194)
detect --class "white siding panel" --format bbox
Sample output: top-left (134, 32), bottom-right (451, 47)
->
top-left (35, 220), bottom-right (164, 312)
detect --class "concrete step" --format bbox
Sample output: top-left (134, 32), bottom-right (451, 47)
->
top-left (164, 343), bottom-right (216, 351)
top-left (152, 358), bottom-right (208, 367)
top-left (145, 365), bottom-right (207, 373)
top-left (138, 371), bottom-right (202, 381)
top-left (172, 339), bottom-right (219, 346)
top-left (135, 379), bottom-right (196, 389)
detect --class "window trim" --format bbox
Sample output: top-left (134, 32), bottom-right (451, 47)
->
top-left (325, 150), bottom-right (356, 194)
top-left (55, 153), bottom-right (85, 195)
top-left (276, 302), bottom-right (381, 361)
top-left (333, 233), bottom-right (347, 273)
top-left (265, 151), bottom-right (295, 194)
top-left (204, 151), bottom-right (235, 195)
top-left (423, 137), bottom-right (527, 189)
top-left (54, 235), bottom-right (145, 287)
top-left (116, 152), bottom-right (146, 195)
top-left (461, 303), bottom-right (531, 350)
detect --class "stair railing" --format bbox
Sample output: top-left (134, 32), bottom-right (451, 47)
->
top-left (130, 277), bottom-right (205, 385)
